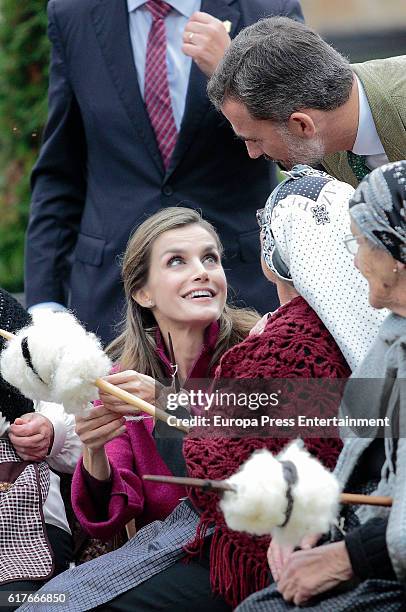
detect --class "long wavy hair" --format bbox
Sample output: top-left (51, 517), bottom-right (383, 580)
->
top-left (107, 207), bottom-right (259, 377)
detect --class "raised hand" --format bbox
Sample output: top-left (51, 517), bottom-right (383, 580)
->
top-left (182, 12), bottom-right (231, 77)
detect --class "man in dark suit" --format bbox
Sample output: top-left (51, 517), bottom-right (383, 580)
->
top-left (25, 0), bottom-right (303, 345)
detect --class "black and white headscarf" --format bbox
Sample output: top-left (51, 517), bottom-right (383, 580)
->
top-left (349, 160), bottom-right (406, 262)
top-left (260, 165), bottom-right (387, 370)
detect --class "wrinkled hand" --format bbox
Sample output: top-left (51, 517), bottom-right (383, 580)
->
top-left (249, 313), bottom-right (270, 336)
top-left (277, 541), bottom-right (353, 606)
top-left (9, 412), bottom-right (54, 461)
top-left (98, 370), bottom-right (159, 415)
top-left (267, 533), bottom-right (320, 582)
top-left (76, 404), bottom-right (126, 451)
top-left (182, 12), bottom-right (231, 77)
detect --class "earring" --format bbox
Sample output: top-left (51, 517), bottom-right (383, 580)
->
top-left (148, 300), bottom-right (154, 307)
top-left (393, 268), bottom-right (398, 273)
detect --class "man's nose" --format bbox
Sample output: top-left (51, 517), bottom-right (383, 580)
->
top-left (245, 141), bottom-right (262, 159)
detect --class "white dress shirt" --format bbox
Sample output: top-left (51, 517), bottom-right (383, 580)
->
top-left (127, 0), bottom-right (200, 129)
top-left (38, 402), bottom-right (83, 534)
top-left (352, 75), bottom-right (388, 171)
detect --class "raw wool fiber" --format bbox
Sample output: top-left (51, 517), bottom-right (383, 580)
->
top-left (0, 310), bottom-right (111, 415)
top-left (273, 441), bottom-right (340, 545)
top-left (220, 441), bottom-right (340, 547)
top-left (220, 449), bottom-right (287, 536)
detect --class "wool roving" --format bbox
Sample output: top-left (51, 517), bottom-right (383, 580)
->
top-left (0, 310), bottom-right (111, 416)
top-left (219, 440), bottom-right (340, 546)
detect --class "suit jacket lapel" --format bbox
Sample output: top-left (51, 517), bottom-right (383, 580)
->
top-left (353, 62), bottom-right (406, 163)
top-left (323, 60), bottom-right (406, 186)
top-left (91, 0), bottom-right (164, 173)
top-left (166, 0), bottom-right (241, 176)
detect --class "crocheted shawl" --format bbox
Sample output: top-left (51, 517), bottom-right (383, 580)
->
top-left (183, 296), bottom-right (350, 607)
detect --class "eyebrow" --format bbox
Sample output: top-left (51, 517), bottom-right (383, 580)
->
top-left (160, 243), bottom-right (218, 257)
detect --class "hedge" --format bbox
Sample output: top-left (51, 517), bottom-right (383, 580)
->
top-left (0, 0), bottom-right (49, 291)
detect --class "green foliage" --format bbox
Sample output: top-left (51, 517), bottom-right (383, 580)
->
top-left (0, 1), bottom-right (49, 291)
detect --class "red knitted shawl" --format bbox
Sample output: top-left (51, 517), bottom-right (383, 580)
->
top-left (183, 296), bottom-right (351, 607)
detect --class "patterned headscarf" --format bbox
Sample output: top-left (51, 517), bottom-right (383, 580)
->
top-left (349, 160), bottom-right (406, 262)
top-left (259, 165), bottom-right (387, 370)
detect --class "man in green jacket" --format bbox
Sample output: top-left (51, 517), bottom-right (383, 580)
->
top-left (207, 17), bottom-right (406, 187)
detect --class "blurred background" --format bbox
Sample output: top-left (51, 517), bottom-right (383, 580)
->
top-left (0, 0), bottom-right (405, 294)
top-left (302, 0), bottom-right (406, 60)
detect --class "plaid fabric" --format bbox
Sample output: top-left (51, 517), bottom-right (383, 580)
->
top-left (0, 438), bottom-right (52, 583)
top-left (20, 502), bottom-right (207, 611)
top-left (235, 579), bottom-right (405, 611)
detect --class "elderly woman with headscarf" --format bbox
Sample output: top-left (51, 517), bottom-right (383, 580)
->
top-left (236, 161), bottom-right (406, 612)
top-left (183, 164), bottom-right (386, 607)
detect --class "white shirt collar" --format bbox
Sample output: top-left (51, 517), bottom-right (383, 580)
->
top-left (127, 0), bottom-right (194, 19)
top-left (352, 75), bottom-right (385, 155)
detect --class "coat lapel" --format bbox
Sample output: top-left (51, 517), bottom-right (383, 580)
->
top-left (353, 61), bottom-right (406, 164)
top-left (90, 0), bottom-right (164, 173)
top-left (166, 0), bottom-right (241, 176)
top-left (323, 59), bottom-right (406, 186)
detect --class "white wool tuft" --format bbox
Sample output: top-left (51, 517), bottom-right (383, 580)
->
top-left (272, 442), bottom-right (340, 545)
top-left (220, 449), bottom-right (287, 536)
top-left (0, 311), bottom-right (111, 415)
top-left (220, 441), bottom-right (340, 546)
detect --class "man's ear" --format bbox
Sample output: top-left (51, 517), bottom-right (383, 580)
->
top-left (288, 112), bottom-right (316, 139)
top-left (132, 289), bottom-right (154, 308)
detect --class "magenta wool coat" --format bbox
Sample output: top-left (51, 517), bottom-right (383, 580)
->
top-left (71, 322), bottom-right (219, 540)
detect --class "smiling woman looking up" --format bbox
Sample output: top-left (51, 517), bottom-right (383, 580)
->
top-left (73, 206), bottom-right (259, 522)
top-left (21, 207), bottom-right (259, 612)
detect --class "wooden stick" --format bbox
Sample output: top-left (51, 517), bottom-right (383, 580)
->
top-left (143, 474), bottom-right (393, 506)
top-left (0, 328), bottom-right (189, 434)
top-left (0, 329), bottom-right (14, 341)
top-left (143, 474), bottom-right (237, 492)
top-left (340, 492), bottom-right (392, 507)
top-left (95, 378), bottom-right (189, 433)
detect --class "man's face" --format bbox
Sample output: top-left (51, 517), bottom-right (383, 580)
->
top-left (221, 99), bottom-right (325, 169)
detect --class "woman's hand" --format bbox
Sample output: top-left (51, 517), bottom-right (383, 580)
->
top-left (99, 370), bottom-right (159, 415)
top-left (267, 541), bottom-right (294, 583)
top-left (75, 404), bottom-right (126, 451)
top-left (9, 412), bottom-right (54, 461)
top-left (267, 533), bottom-right (320, 582)
top-left (277, 541), bottom-right (353, 606)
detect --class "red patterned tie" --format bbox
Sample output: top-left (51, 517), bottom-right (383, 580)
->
top-left (144, 0), bottom-right (178, 169)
